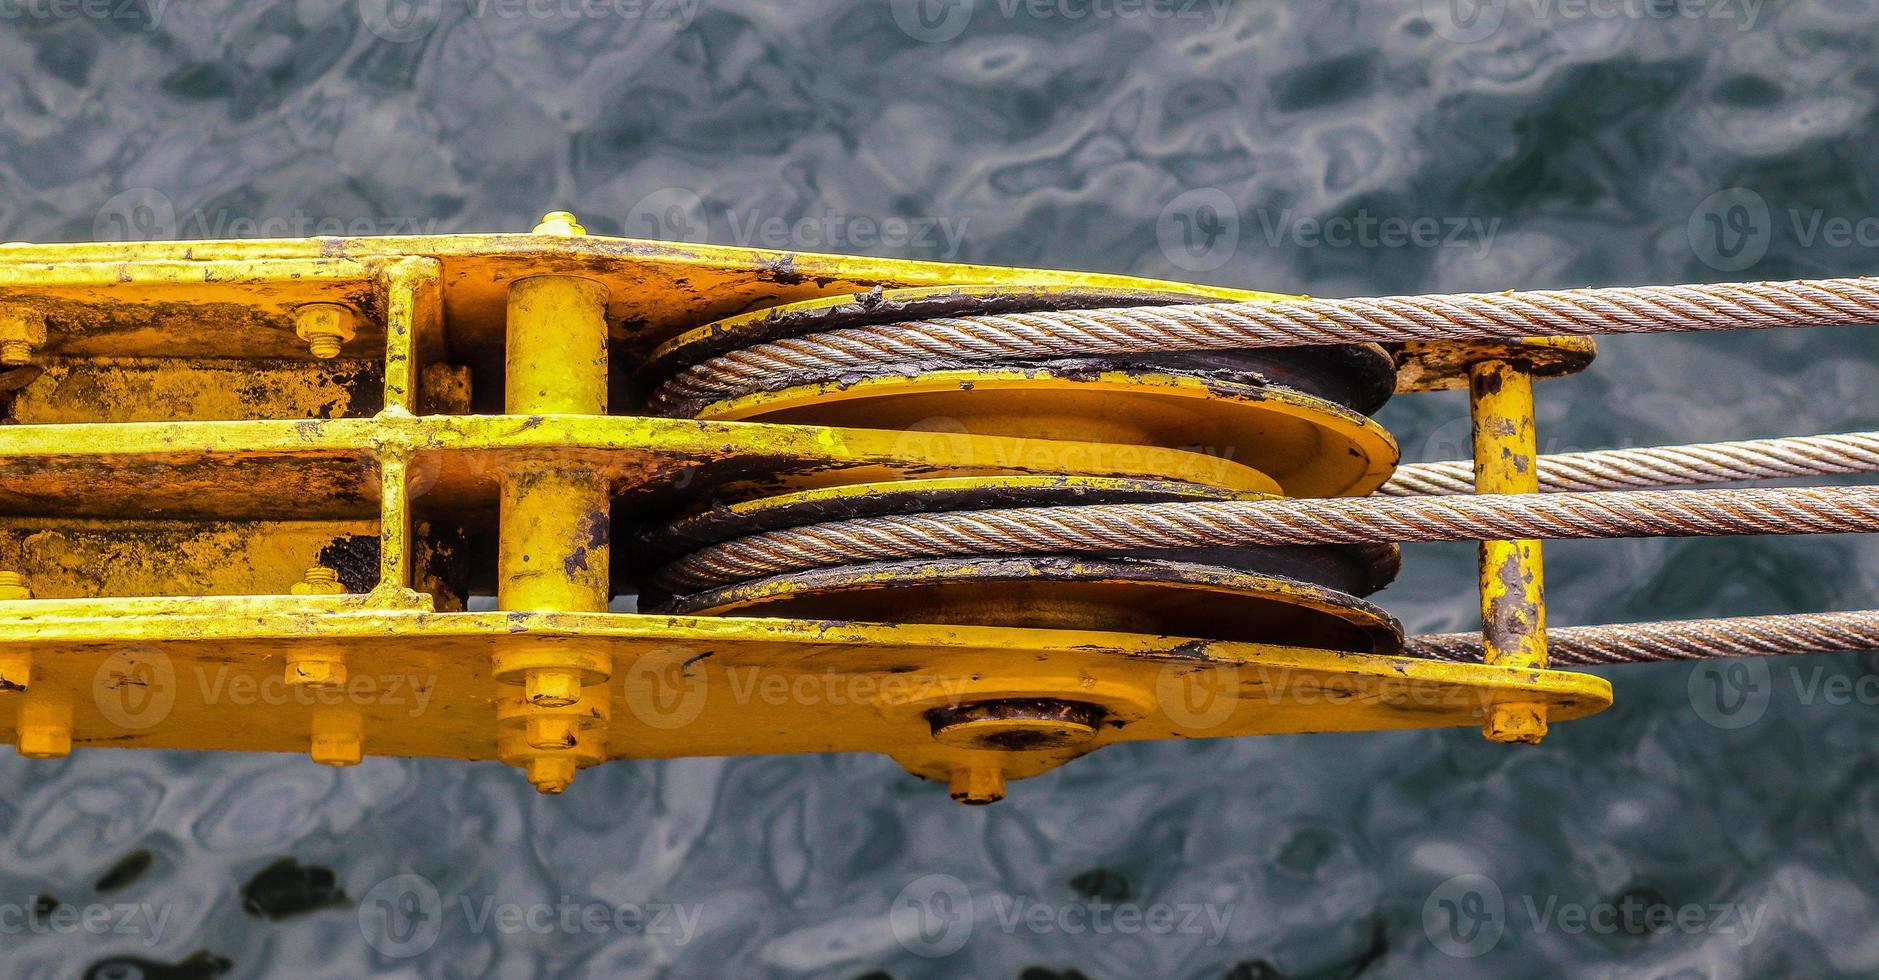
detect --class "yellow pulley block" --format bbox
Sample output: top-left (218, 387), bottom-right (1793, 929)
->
top-left (0, 213), bottom-right (1609, 799)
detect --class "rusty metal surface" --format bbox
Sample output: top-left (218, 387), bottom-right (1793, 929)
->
top-left (654, 555), bottom-right (1406, 654)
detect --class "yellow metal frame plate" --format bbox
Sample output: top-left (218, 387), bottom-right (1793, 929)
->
top-left (0, 230), bottom-right (1609, 789)
top-left (0, 598), bottom-right (1611, 782)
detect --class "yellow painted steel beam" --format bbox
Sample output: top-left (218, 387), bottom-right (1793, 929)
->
top-left (0, 234), bottom-right (1589, 393)
top-left (0, 602), bottom-right (1612, 777)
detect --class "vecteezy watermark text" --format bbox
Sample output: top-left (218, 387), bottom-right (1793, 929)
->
top-left (890, 873), bottom-right (1232, 957)
top-left (94, 189), bottom-right (442, 243)
top-left (1422, 0), bottom-right (1765, 44)
top-left (1157, 188), bottom-right (1500, 272)
top-left (624, 187), bottom-right (970, 258)
top-left (358, 874), bottom-right (703, 958)
top-left (0, 900), bottom-right (172, 947)
top-left (1687, 655), bottom-right (1879, 729)
top-left (358, 0), bottom-right (699, 43)
top-left (0, 0), bottom-right (165, 29)
top-left (891, 0), bottom-right (1233, 43)
top-left (1423, 874), bottom-right (1767, 958)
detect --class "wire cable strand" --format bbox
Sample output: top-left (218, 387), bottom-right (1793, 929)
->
top-left (652, 276), bottom-right (1879, 409)
top-left (1381, 430), bottom-right (1879, 495)
top-left (653, 485), bottom-right (1879, 592)
top-left (1407, 610), bottom-right (1879, 664)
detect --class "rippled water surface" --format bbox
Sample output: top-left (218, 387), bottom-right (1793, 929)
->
top-left (7, 1), bottom-right (1879, 976)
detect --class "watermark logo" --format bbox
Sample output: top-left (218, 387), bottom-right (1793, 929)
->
top-left (892, 0), bottom-right (1232, 39)
top-left (1422, 874), bottom-right (1505, 958)
top-left (724, 209), bottom-right (969, 259)
top-left (1423, 875), bottom-right (1768, 956)
top-left (197, 668), bottom-right (437, 716)
top-left (617, 649), bottom-right (976, 732)
top-left (1424, 0), bottom-right (1764, 44)
top-left (358, 873), bottom-right (702, 958)
top-left (1422, 0), bottom-right (1506, 43)
top-left (1158, 189), bottom-right (1500, 271)
top-left (1687, 658), bottom-right (1879, 729)
top-left (1687, 657), bottom-right (1771, 730)
top-left (621, 188), bottom-right (968, 257)
top-left (361, 0), bottom-right (700, 43)
top-left (359, 874), bottom-right (445, 958)
top-left (91, 654), bottom-right (438, 733)
top-left (94, 188), bottom-right (178, 243)
top-left (891, 873), bottom-right (975, 957)
top-left (93, 650), bottom-right (177, 731)
top-left (1686, 185), bottom-right (1879, 272)
top-left (890, 872), bottom-right (1232, 957)
top-left (0, 0), bottom-right (168, 30)
top-left (358, 0), bottom-right (443, 41)
top-left (620, 648), bottom-right (709, 730)
top-left (1154, 664), bottom-right (1239, 731)
top-left (891, 0), bottom-right (975, 42)
top-left (0, 899), bottom-right (172, 947)
top-left (91, 190), bottom-right (443, 242)
top-left (626, 188), bottom-right (708, 244)
top-left (1157, 187), bottom-right (1239, 273)
top-left (1688, 187), bottom-right (1771, 273)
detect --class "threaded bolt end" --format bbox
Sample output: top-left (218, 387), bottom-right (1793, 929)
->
top-left (0, 340), bottom-right (31, 366)
top-left (0, 571), bottom-right (31, 601)
top-left (306, 332), bottom-right (343, 359)
top-left (526, 755), bottom-right (577, 794)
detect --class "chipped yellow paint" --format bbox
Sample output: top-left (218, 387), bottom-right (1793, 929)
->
top-left (9, 357), bottom-right (377, 424)
top-left (492, 216), bottom-right (617, 791)
top-left (0, 218), bottom-right (1607, 800)
top-left (690, 368), bottom-right (1399, 499)
top-left (1469, 359), bottom-right (1551, 744)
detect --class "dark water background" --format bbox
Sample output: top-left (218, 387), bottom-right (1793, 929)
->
top-left (7, 0), bottom-right (1879, 976)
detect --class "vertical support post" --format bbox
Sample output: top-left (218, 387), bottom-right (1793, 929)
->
top-left (1468, 359), bottom-right (1549, 744)
top-left (497, 212), bottom-right (612, 792)
top-left (0, 570), bottom-right (31, 692)
top-left (379, 256), bottom-right (442, 415)
top-left (376, 455), bottom-right (412, 594)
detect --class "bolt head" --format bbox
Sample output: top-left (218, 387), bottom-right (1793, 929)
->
top-left (948, 766), bottom-right (1006, 805)
top-left (525, 669), bottom-right (582, 708)
top-left (17, 725), bottom-right (70, 759)
top-left (1483, 703), bottom-right (1548, 744)
top-left (533, 211), bottom-right (587, 236)
top-left (293, 304), bottom-right (357, 357)
top-left (526, 755), bottom-right (577, 794)
top-left (311, 732), bottom-right (363, 767)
